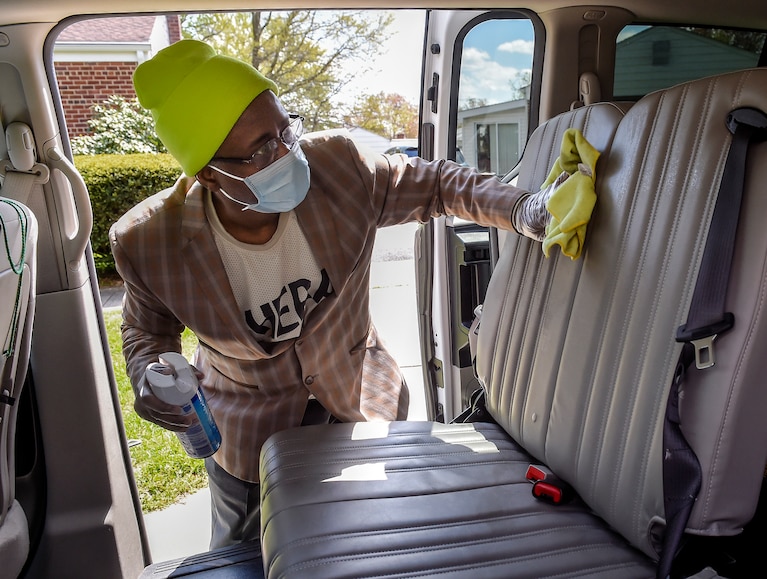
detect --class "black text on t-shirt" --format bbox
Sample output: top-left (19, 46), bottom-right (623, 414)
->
top-left (244, 268), bottom-right (334, 340)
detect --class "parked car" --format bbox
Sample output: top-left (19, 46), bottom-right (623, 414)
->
top-left (386, 143), bottom-right (468, 166)
top-left (1, 1), bottom-right (766, 578)
top-left (385, 144), bottom-right (419, 157)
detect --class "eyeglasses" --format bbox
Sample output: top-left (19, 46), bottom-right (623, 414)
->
top-left (210, 114), bottom-right (304, 172)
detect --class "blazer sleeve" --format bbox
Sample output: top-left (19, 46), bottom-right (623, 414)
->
top-left (109, 221), bottom-right (185, 396)
top-left (364, 145), bottom-right (530, 230)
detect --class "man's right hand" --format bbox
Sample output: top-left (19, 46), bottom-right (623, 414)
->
top-left (133, 372), bottom-right (194, 432)
top-left (512, 170), bottom-right (571, 241)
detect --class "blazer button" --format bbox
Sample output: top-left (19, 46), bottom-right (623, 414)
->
top-left (304, 375), bottom-right (314, 385)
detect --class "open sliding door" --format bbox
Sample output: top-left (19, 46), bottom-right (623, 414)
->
top-left (417, 9), bottom-right (541, 422)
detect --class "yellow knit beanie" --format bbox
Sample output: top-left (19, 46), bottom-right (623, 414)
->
top-left (133, 39), bottom-right (278, 176)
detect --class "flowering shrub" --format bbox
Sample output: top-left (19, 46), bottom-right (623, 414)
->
top-left (71, 96), bottom-right (166, 155)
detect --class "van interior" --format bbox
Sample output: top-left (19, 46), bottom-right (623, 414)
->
top-left (0, 2), bottom-right (766, 578)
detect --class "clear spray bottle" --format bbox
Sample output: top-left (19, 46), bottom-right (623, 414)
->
top-left (145, 352), bottom-right (221, 458)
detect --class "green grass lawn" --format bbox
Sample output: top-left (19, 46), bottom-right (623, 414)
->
top-left (103, 309), bottom-right (208, 513)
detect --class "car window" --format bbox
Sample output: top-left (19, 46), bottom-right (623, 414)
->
top-left (614, 25), bottom-right (766, 99)
top-left (454, 16), bottom-right (536, 176)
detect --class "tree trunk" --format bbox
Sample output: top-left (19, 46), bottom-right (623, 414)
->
top-left (251, 11), bottom-right (263, 69)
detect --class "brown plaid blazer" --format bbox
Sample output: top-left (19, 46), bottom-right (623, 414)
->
top-left (110, 130), bottom-right (526, 482)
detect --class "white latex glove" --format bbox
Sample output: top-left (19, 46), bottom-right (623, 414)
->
top-left (134, 362), bottom-right (204, 432)
top-left (512, 170), bottom-right (570, 242)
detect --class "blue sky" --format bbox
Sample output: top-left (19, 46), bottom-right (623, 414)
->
top-left (459, 18), bottom-right (535, 106)
top-left (341, 11), bottom-right (535, 108)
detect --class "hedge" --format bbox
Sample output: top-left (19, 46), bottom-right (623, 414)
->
top-left (75, 153), bottom-right (182, 277)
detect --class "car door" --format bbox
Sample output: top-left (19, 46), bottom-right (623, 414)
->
top-left (0, 19), bottom-right (148, 578)
top-left (416, 9), bottom-right (542, 423)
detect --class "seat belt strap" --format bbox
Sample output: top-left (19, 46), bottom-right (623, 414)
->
top-left (659, 342), bottom-right (700, 579)
top-left (676, 108), bottom-right (767, 369)
top-left (468, 304), bottom-right (482, 370)
top-left (0, 163), bottom-right (48, 207)
top-left (658, 107), bottom-right (767, 579)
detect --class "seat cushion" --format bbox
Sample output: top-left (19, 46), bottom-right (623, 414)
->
top-left (0, 500), bottom-right (29, 578)
top-left (260, 421), bottom-right (655, 578)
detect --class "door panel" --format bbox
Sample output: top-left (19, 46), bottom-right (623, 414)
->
top-left (448, 219), bottom-right (491, 409)
top-left (0, 21), bottom-right (148, 576)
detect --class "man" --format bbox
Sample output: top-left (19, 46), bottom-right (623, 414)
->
top-left (110, 39), bottom-right (555, 549)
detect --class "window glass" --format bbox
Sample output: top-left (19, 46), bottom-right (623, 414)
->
top-left (614, 25), bottom-right (766, 99)
top-left (476, 124), bottom-right (491, 172)
top-left (498, 123), bottom-right (519, 173)
top-left (456, 18), bottom-right (534, 176)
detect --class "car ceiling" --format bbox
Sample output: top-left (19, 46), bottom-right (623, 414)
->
top-left (1, 1), bottom-right (767, 30)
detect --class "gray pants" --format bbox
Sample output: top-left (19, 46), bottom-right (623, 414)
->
top-left (204, 399), bottom-right (334, 549)
top-left (204, 457), bottom-right (261, 550)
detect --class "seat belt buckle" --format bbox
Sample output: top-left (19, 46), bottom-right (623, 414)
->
top-left (525, 464), bottom-right (575, 505)
top-left (691, 335), bottom-right (717, 370)
top-left (675, 312), bottom-right (734, 370)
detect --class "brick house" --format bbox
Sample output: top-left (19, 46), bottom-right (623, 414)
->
top-left (54, 15), bottom-right (181, 136)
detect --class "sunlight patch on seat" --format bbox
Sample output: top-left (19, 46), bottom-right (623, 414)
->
top-left (322, 462), bottom-right (388, 482)
top-left (429, 423), bottom-right (500, 454)
top-left (350, 422), bottom-right (392, 440)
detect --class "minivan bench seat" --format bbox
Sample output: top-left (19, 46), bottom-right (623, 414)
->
top-left (260, 69), bottom-right (767, 579)
top-left (260, 421), bottom-right (655, 578)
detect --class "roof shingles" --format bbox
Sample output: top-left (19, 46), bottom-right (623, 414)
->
top-left (57, 16), bottom-right (156, 43)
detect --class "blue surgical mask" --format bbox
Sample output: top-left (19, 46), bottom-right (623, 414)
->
top-left (211, 142), bottom-right (311, 213)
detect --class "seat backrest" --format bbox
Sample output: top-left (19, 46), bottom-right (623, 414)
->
top-left (0, 196), bottom-right (36, 518)
top-left (0, 156), bottom-right (39, 574)
top-left (501, 101), bottom-right (625, 251)
top-left (476, 68), bottom-right (767, 559)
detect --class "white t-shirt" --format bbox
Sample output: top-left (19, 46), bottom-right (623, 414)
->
top-left (206, 193), bottom-right (334, 342)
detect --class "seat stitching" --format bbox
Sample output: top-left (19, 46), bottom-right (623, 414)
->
top-left (569, 93), bottom-right (664, 502)
top-left (282, 541), bottom-right (647, 578)
top-left (262, 460), bottom-right (536, 496)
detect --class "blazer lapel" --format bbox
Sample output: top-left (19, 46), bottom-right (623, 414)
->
top-left (295, 182), bottom-right (370, 296)
top-left (295, 197), bottom-right (347, 295)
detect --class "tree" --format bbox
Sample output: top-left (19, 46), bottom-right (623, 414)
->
top-left (344, 92), bottom-right (418, 139)
top-left (181, 11), bottom-right (393, 131)
top-left (459, 97), bottom-right (489, 111)
top-left (509, 70), bottom-right (531, 101)
top-left (70, 96), bottom-right (165, 155)
top-left (684, 27), bottom-right (765, 54)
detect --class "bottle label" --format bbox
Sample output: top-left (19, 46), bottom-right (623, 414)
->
top-left (176, 390), bottom-right (222, 458)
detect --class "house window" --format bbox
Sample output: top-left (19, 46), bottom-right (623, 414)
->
top-left (497, 123), bottom-right (520, 174)
top-left (476, 124), bottom-right (491, 173)
top-left (652, 40), bottom-right (671, 65)
top-left (475, 122), bottom-right (519, 176)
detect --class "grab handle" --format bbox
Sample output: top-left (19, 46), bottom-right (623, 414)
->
top-left (45, 147), bottom-right (93, 271)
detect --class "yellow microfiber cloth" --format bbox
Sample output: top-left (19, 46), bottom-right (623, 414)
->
top-left (541, 128), bottom-right (600, 260)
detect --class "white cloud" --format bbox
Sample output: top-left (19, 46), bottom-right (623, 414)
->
top-left (498, 39), bottom-right (534, 55)
top-left (459, 46), bottom-right (529, 104)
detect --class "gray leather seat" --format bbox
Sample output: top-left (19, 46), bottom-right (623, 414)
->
top-left (0, 119), bottom-right (40, 579)
top-left (0, 191), bottom-right (37, 578)
top-left (260, 69), bottom-right (767, 578)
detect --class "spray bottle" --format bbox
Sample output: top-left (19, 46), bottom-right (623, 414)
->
top-left (145, 352), bottom-right (221, 458)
